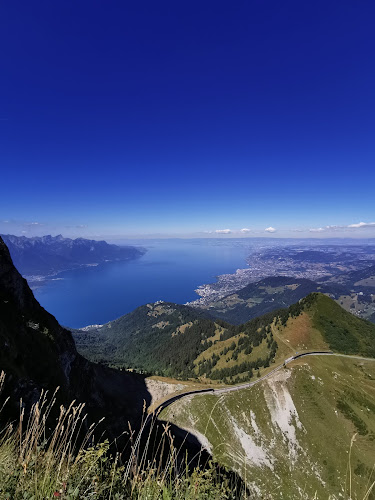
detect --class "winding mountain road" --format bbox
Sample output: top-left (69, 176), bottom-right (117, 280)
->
top-left (126, 350), bottom-right (375, 465)
top-left (151, 350), bottom-right (375, 415)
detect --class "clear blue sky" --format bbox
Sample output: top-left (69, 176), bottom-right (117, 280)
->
top-left (1, 1), bottom-right (374, 238)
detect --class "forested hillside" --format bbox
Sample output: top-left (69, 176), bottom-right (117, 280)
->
top-left (73, 293), bottom-right (375, 384)
top-left (73, 302), bottom-right (232, 378)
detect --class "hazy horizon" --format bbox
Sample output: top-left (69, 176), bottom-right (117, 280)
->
top-left (2, 230), bottom-right (375, 243)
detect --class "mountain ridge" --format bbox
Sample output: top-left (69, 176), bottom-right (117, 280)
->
top-left (1, 233), bottom-right (146, 278)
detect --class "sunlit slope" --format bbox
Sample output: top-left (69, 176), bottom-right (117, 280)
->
top-left (308, 293), bottom-right (375, 356)
top-left (272, 292), bottom-right (375, 357)
top-left (193, 293), bottom-right (375, 383)
top-left (161, 355), bottom-right (375, 499)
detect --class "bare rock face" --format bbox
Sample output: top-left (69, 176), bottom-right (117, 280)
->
top-left (0, 236), bottom-right (150, 436)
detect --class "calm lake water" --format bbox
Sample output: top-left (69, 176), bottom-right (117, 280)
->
top-left (33, 239), bottom-right (253, 328)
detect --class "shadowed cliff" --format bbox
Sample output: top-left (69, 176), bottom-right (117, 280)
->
top-left (0, 236), bottom-right (151, 437)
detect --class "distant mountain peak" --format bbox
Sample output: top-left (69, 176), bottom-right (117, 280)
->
top-left (1, 233), bottom-right (146, 278)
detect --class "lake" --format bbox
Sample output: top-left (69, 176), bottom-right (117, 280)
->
top-left (33, 238), bottom-right (254, 328)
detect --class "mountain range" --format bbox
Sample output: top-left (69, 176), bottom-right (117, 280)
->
top-left (1, 234), bottom-right (145, 278)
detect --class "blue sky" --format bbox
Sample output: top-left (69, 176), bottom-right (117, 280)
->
top-left (1, 1), bottom-right (375, 239)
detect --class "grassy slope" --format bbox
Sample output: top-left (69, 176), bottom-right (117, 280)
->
top-left (309, 293), bottom-right (375, 357)
top-left (161, 356), bottom-right (375, 499)
top-left (269, 293), bottom-right (375, 358)
top-left (159, 295), bottom-right (375, 496)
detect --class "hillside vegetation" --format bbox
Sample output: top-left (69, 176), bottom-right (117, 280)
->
top-left (309, 293), bottom-right (375, 357)
top-left (73, 293), bottom-right (375, 385)
top-left (72, 302), bottom-right (229, 378)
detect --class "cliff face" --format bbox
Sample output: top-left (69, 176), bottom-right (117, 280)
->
top-left (0, 236), bottom-right (150, 435)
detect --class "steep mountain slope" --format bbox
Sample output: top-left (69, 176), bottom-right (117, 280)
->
top-left (161, 355), bottom-right (375, 499)
top-left (193, 276), bottom-right (353, 324)
top-left (1, 234), bottom-right (145, 277)
top-left (0, 236), bottom-right (150, 434)
top-left (306, 293), bottom-right (375, 357)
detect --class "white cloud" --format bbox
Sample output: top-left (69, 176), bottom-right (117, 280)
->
top-left (347, 221), bottom-right (375, 229)
top-left (308, 222), bottom-right (375, 233)
top-left (240, 228), bottom-right (251, 233)
top-left (265, 227), bottom-right (276, 233)
top-left (215, 229), bottom-right (231, 234)
top-left (309, 225), bottom-right (343, 233)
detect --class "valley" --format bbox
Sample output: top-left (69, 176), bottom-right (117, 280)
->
top-left (2, 234), bottom-right (375, 499)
